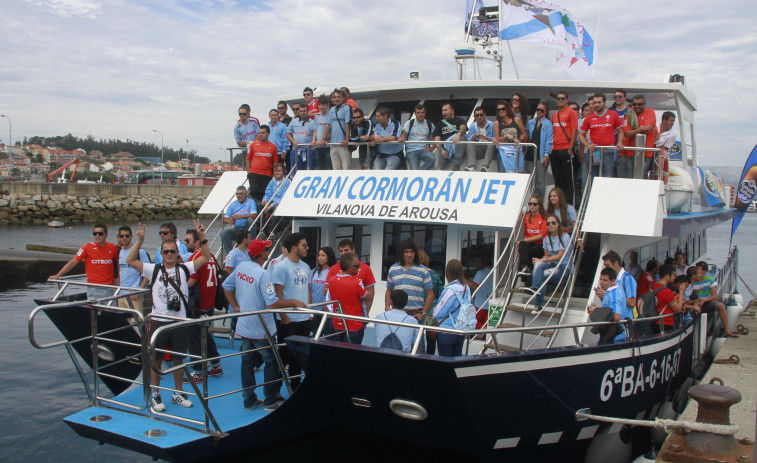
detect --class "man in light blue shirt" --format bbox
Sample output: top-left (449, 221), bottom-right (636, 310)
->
top-left (220, 186), bottom-right (258, 254)
top-left (116, 225), bottom-right (149, 312)
top-left (286, 105), bottom-right (317, 171)
top-left (268, 109), bottom-right (290, 166)
top-left (223, 238), bottom-right (306, 411)
top-left (371, 106), bottom-right (404, 170)
top-left (272, 232), bottom-right (312, 389)
top-left (375, 289), bottom-right (420, 351)
top-left (234, 104), bottom-right (260, 148)
top-left (320, 89), bottom-right (352, 170)
top-left (223, 230), bottom-right (251, 273)
top-left (587, 267), bottom-right (629, 343)
top-left (399, 104), bottom-right (435, 170)
top-left (154, 222), bottom-right (189, 264)
top-left (464, 106), bottom-right (496, 172)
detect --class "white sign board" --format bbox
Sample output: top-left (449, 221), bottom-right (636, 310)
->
top-left (276, 170), bottom-right (530, 228)
top-left (197, 171), bottom-right (249, 215)
top-left (582, 177), bottom-right (665, 237)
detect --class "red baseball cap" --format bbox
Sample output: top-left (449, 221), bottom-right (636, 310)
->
top-left (247, 239), bottom-right (272, 258)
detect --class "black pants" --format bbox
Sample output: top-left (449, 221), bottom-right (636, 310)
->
top-left (550, 149), bottom-right (574, 204)
top-left (247, 172), bottom-right (270, 203)
top-left (518, 241), bottom-right (544, 270)
top-left (277, 319), bottom-right (312, 388)
top-left (187, 308), bottom-right (220, 372)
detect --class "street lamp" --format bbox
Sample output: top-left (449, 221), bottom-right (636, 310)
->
top-left (152, 129), bottom-right (164, 183)
top-left (0, 114), bottom-right (11, 148)
top-left (186, 139), bottom-right (190, 166)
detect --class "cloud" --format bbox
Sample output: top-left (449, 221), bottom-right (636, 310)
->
top-left (0, 0), bottom-right (755, 166)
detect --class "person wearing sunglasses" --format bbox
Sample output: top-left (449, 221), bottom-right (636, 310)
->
top-left (524, 214), bottom-right (572, 314)
top-left (550, 91), bottom-right (578, 203)
top-left (303, 87), bottom-right (319, 119)
top-left (578, 93), bottom-right (625, 180)
top-left (276, 100), bottom-right (292, 126)
top-left (155, 222), bottom-right (189, 264)
top-left (620, 94), bottom-right (658, 179)
top-left (49, 223), bottom-right (121, 300)
top-left (525, 101), bottom-right (553, 198)
top-left (464, 106), bottom-right (496, 172)
top-left (517, 196), bottom-right (547, 282)
top-left (127, 220), bottom-right (211, 413)
top-left (116, 225), bottom-right (149, 313)
top-left (610, 89), bottom-right (629, 118)
top-left (235, 103), bottom-right (261, 148)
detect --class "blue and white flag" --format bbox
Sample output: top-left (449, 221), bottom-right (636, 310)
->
top-left (732, 144), bottom-right (757, 236)
top-left (466, 0), bottom-right (499, 38)
top-left (499, 0), bottom-right (595, 80)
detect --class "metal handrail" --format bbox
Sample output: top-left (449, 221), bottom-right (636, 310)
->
top-left (593, 144), bottom-right (665, 180)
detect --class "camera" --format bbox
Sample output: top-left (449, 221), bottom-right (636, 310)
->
top-left (167, 297), bottom-right (181, 312)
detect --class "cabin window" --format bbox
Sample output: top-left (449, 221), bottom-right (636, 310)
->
top-left (422, 99), bottom-right (478, 125)
top-left (460, 229), bottom-right (496, 281)
top-left (335, 224), bottom-right (372, 265)
top-left (381, 222), bottom-right (446, 280)
top-left (368, 100), bottom-right (418, 126)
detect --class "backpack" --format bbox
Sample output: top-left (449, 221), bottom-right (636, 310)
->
top-left (214, 262), bottom-right (229, 311)
top-left (450, 286), bottom-right (477, 331)
top-left (379, 315), bottom-right (409, 351)
top-left (637, 286), bottom-right (665, 319)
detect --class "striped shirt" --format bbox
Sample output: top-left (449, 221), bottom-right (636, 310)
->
top-left (386, 263), bottom-right (432, 311)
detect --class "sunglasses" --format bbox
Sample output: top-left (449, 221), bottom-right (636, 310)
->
top-left (159, 231), bottom-right (171, 236)
top-left (303, 93), bottom-right (312, 96)
top-left (184, 238), bottom-right (192, 243)
top-left (239, 112), bottom-right (248, 116)
top-left (614, 95), bottom-right (625, 99)
top-left (496, 107), bottom-right (506, 111)
top-left (633, 103), bottom-right (645, 107)
top-left (162, 249), bottom-right (177, 255)
top-left (93, 231), bottom-right (105, 236)
top-left (556, 96), bottom-right (567, 100)
top-left (118, 234), bottom-right (131, 238)
top-left (511, 97), bottom-right (520, 102)
top-left (547, 221), bottom-right (558, 225)
top-left (528, 202), bottom-right (539, 206)
top-left (353, 115), bottom-right (363, 118)
top-left (474, 113), bottom-right (485, 117)
top-left (536, 108), bottom-right (546, 113)
top-left (278, 107), bottom-right (286, 110)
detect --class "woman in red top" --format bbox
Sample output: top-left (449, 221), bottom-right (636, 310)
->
top-left (517, 195), bottom-right (547, 277)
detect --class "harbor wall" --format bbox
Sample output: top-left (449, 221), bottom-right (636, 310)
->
top-left (0, 182), bottom-right (212, 225)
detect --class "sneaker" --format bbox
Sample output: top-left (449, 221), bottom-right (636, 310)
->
top-left (264, 400), bottom-right (284, 412)
top-left (151, 393), bottom-right (166, 413)
top-left (244, 399), bottom-right (264, 410)
top-left (480, 166), bottom-right (488, 172)
top-left (522, 287), bottom-right (537, 295)
top-left (531, 306), bottom-right (543, 315)
top-left (518, 266), bottom-right (531, 277)
top-left (464, 166), bottom-right (476, 172)
top-left (183, 371), bottom-right (203, 383)
top-left (208, 365), bottom-right (223, 377)
top-left (172, 392), bottom-right (194, 408)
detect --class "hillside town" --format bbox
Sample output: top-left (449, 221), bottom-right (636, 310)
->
top-left (0, 143), bottom-right (242, 184)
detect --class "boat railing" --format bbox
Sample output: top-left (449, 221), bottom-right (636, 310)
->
top-left (593, 144), bottom-right (666, 182)
top-left (717, 246), bottom-right (739, 303)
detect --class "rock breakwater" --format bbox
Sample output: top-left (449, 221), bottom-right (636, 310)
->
top-left (0, 193), bottom-right (206, 225)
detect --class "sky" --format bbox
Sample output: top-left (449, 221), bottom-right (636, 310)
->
top-left (1, 0), bottom-right (756, 166)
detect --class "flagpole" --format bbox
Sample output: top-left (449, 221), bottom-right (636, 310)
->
top-left (592, 0), bottom-right (603, 80)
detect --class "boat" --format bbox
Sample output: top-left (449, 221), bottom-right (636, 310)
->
top-left (28, 17), bottom-right (743, 463)
top-left (47, 217), bottom-right (64, 228)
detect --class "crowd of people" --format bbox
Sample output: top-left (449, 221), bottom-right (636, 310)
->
top-left (236, 87), bottom-right (679, 204)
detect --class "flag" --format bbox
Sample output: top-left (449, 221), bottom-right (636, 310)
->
top-left (466, 0), bottom-right (499, 38)
top-left (498, 0), bottom-right (595, 80)
top-left (731, 144), bottom-right (757, 236)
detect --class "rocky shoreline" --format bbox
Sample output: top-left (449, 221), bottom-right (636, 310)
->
top-left (0, 193), bottom-right (206, 225)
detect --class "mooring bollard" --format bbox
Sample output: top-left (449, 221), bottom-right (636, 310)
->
top-left (658, 383), bottom-right (755, 462)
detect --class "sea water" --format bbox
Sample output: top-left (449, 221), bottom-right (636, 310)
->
top-left (1, 215), bottom-right (755, 462)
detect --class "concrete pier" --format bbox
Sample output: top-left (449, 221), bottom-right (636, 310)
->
top-left (0, 248), bottom-right (83, 288)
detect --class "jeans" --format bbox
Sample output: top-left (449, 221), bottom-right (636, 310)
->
top-left (240, 337), bottom-right (283, 407)
top-left (617, 156), bottom-right (652, 179)
top-left (599, 149), bottom-right (617, 178)
top-left (87, 286), bottom-right (113, 301)
top-left (439, 144), bottom-right (464, 171)
top-left (358, 145), bottom-right (376, 169)
top-left (532, 262), bottom-right (568, 308)
top-left (373, 154), bottom-right (401, 170)
top-left (406, 149), bottom-right (435, 170)
top-left (291, 146), bottom-right (315, 173)
top-left (187, 309), bottom-right (220, 372)
top-left (313, 147), bottom-right (332, 170)
top-left (277, 319), bottom-right (312, 388)
top-left (437, 332), bottom-right (464, 357)
top-left (332, 327), bottom-right (365, 345)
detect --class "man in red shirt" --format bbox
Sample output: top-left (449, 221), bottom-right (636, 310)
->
top-left (550, 91), bottom-right (578, 203)
top-left (325, 239), bottom-right (376, 314)
top-left (326, 252), bottom-right (368, 344)
top-left (246, 125), bottom-right (278, 203)
top-left (303, 87), bottom-right (319, 119)
top-left (185, 229), bottom-right (223, 383)
top-left (578, 93), bottom-right (624, 179)
top-left (50, 223), bottom-right (119, 300)
top-left (636, 259), bottom-right (659, 299)
top-left (620, 94), bottom-right (658, 179)
top-left (650, 264), bottom-right (684, 330)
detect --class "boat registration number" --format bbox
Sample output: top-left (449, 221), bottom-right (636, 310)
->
top-left (599, 348), bottom-right (682, 401)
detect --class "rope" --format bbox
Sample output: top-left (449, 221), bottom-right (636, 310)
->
top-left (736, 271), bottom-right (757, 300)
top-left (576, 410), bottom-right (740, 436)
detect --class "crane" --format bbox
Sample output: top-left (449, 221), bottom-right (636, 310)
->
top-left (46, 158), bottom-right (81, 183)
